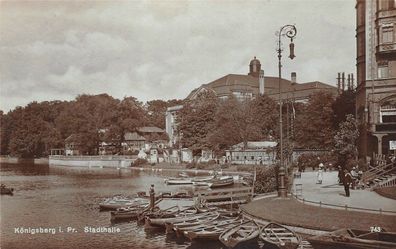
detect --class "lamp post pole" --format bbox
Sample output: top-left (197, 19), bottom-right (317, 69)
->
top-left (277, 24), bottom-right (297, 198)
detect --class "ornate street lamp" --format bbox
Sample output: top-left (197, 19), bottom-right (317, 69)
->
top-left (277, 24), bottom-right (297, 198)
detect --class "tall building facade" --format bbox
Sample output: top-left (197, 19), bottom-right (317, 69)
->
top-left (356, 0), bottom-right (396, 160)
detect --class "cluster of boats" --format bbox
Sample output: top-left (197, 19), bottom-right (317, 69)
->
top-left (164, 172), bottom-right (235, 188)
top-left (99, 195), bottom-right (303, 249)
top-left (99, 194), bottom-right (396, 249)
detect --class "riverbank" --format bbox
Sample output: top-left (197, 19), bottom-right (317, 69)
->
top-left (0, 156), bottom-right (48, 165)
top-left (242, 196), bottom-right (396, 232)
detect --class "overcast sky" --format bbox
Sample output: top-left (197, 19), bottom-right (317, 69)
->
top-left (0, 0), bottom-right (355, 113)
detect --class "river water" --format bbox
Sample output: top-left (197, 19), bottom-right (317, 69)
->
top-left (1, 163), bottom-right (255, 249)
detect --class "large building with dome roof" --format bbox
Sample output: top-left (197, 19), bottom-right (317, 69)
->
top-left (165, 57), bottom-right (338, 147)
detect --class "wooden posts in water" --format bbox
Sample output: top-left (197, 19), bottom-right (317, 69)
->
top-left (149, 184), bottom-right (155, 211)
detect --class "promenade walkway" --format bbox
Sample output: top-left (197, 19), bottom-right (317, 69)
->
top-left (292, 171), bottom-right (396, 213)
top-left (242, 170), bottom-right (396, 233)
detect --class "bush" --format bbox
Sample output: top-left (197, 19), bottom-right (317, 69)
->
top-left (236, 165), bottom-right (255, 172)
top-left (131, 158), bottom-right (147, 167)
top-left (254, 166), bottom-right (278, 194)
top-left (185, 162), bottom-right (196, 169)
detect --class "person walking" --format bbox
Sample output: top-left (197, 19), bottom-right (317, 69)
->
top-left (337, 166), bottom-right (344, 185)
top-left (317, 163), bottom-right (324, 184)
top-left (343, 169), bottom-right (352, 197)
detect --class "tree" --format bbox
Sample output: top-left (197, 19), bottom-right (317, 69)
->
top-left (294, 91), bottom-right (335, 149)
top-left (207, 95), bottom-right (277, 155)
top-left (7, 104), bottom-right (63, 157)
top-left (145, 99), bottom-right (183, 129)
top-left (177, 91), bottom-right (218, 155)
top-left (332, 89), bottom-right (356, 129)
top-left (106, 96), bottom-right (146, 153)
top-left (334, 114), bottom-right (359, 169)
top-left (250, 94), bottom-right (278, 140)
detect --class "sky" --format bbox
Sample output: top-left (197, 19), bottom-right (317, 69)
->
top-left (0, 0), bottom-right (356, 113)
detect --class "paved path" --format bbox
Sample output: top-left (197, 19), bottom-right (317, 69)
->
top-left (292, 171), bottom-right (396, 213)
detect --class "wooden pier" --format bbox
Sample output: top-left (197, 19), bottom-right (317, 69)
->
top-left (195, 186), bottom-right (253, 207)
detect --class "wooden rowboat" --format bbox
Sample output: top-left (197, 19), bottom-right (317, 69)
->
top-left (209, 176), bottom-right (234, 188)
top-left (183, 217), bottom-right (242, 241)
top-left (176, 216), bottom-right (239, 238)
top-left (110, 199), bottom-right (162, 221)
top-left (165, 212), bottom-right (219, 234)
top-left (99, 196), bottom-right (148, 211)
top-left (164, 178), bottom-right (193, 185)
top-left (138, 205), bottom-right (180, 222)
top-left (145, 206), bottom-right (197, 227)
top-left (307, 228), bottom-right (396, 249)
top-left (260, 222), bottom-right (301, 249)
top-left (219, 220), bottom-right (260, 248)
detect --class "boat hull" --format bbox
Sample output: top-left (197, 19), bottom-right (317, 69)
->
top-left (307, 229), bottom-right (396, 249)
top-left (1, 188), bottom-right (14, 195)
top-left (219, 220), bottom-right (260, 248)
top-left (260, 223), bottom-right (301, 249)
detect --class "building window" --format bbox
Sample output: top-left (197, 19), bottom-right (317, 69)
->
top-left (251, 156), bottom-right (254, 160)
top-left (378, 64), bottom-right (389, 79)
top-left (236, 156), bottom-right (239, 160)
top-left (382, 26), bottom-right (394, 43)
top-left (379, 0), bottom-right (396, 10)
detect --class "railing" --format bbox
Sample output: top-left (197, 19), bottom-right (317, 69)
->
top-left (375, 177), bottom-right (396, 188)
top-left (49, 155), bottom-right (137, 160)
top-left (361, 162), bottom-right (394, 184)
top-left (292, 193), bottom-right (396, 215)
top-left (196, 187), bottom-right (253, 206)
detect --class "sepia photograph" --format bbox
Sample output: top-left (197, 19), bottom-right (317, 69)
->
top-left (0, 0), bottom-right (395, 248)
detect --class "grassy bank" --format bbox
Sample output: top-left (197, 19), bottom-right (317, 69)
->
top-left (242, 197), bottom-right (396, 232)
top-left (375, 187), bottom-right (396, 200)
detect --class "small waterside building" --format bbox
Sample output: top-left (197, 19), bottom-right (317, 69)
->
top-left (225, 141), bottom-right (277, 165)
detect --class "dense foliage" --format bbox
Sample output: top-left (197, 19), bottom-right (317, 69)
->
top-left (178, 94), bottom-right (278, 156)
top-left (334, 114), bottom-right (359, 170)
top-left (293, 91), bottom-right (335, 149)
top-left (0, 94), bottom-right (181, 157)
top-left (1, 89), bottom-right (356, 161)
top-left (254, 166), bottom-right (278, 194)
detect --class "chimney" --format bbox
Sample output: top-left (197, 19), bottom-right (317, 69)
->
top-left (259, 70), bottom-right (265, 95)
top-left (351, 73), bottom-right (355, 89)
top-left (347, 74), bottom-right (351, 90)
top-left (291, 72), bottom-right (297, 84)
top-left (337, 73), bottom-right (341, 93)
top-left (342, 72), bottom-right (345, 92)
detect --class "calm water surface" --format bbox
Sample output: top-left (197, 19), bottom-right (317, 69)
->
top-left (1, 163), bottom-right (257, 249)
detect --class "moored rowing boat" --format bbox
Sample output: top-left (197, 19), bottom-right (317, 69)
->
top-left (219, 220), bottom-right (260, 248)
top-left (307, 228), bottom-right (396, 249)
top-left (260, 222), bottom-right (301, 249)
top-left (165, 212), bottom-right (219, 234)
top-left (145, 206), bottom-right (197, 227)
top-left (99, 197), bottom-right (149, 211)
top-left (183, 217), bottom-right (242, 241)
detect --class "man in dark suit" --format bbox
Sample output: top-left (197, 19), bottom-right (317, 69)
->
top-left (343, 169), bottom-right (352, 197)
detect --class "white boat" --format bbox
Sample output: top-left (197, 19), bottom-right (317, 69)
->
top-left (192, 181), bottom-right (213, 187)
top-left (99, 197), bottom-right (148, 211)
top-left (209, 176), bottom-right (234, 188)
top-left (164, 178), bottom-right (193, 185)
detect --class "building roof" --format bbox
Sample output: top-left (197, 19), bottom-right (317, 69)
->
top-left (230, 141), bottom-right (278, 150)
top-left (138, 126), bottom-right (165, 133)
top-left (124, 132), bottom-right (146, 141)
top-left (249, 56), bottom-right (261, 65)
top-left (186, 74), bottom-right (337, 101)
top-left (166, 105), bottom-right (184, 112)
